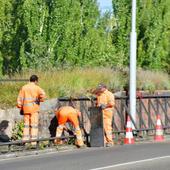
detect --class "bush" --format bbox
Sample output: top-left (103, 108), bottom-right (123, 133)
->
top-left (11, 121), bottom-right (24, 140)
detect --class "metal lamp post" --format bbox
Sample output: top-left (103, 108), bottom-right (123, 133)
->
top-left (129, 0), bottom-right (137, 129)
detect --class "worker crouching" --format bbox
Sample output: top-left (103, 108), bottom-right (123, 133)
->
top-left (55, 106), bottom-right (84, 148)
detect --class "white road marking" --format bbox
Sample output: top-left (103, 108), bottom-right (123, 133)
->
top-left (89, 155), bottom-right (170, 170)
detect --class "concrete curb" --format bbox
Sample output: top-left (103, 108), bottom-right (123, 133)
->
top-left (0, 145), bottom-right (76, 160)
top-left (1, 135), bottom-right (170, 161)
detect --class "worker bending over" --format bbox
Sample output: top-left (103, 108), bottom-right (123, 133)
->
top-left (55, 106), bottom-right (84, 148)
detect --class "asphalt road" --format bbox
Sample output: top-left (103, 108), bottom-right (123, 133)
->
top-left (1, 142), bottom-right (170, 170)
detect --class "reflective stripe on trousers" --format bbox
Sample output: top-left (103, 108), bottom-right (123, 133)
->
top-left (75, 127), bottom-right (84, 146)
top-left (23, 112), bottom-right (39, 141)
top-left (31, 124), bottom-right (38, 140)
top-left (55, 125), bottom-right (64, 144)
top-left (23, 123), bottom-right (30, 140)
top-left (56, 125), bottom-right (64, 137)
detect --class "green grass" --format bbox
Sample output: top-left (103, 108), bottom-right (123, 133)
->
top-left (0, 67), bottom-right (170, 109)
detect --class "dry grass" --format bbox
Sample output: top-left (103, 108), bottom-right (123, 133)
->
top-left (0, 67), bottom-right (124, 109)
top-left (137, 69), bottom-right (170, 92)
top-left (0, 67), bottom-right (169, 109)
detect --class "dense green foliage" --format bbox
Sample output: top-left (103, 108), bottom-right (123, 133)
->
top-left (0, 0), bottom-right (170, 75)
top-left (112, 0), bottom-right (170, 71)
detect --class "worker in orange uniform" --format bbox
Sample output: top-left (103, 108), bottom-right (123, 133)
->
top-left (17, 75), bottom-right (46, 145)
top-left (55, 106), bottom-right (84, 148)
top-left (95, 84), bottom-right (115, 147)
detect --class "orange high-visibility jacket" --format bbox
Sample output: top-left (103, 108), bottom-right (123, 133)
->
top-left (17, 82), bottom-right (46, 113)
top-left (96, 89), bottom-right (115, 118)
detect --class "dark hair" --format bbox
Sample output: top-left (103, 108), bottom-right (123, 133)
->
top-left (97, 83), bottom-right (107, 90)
top-left (30, 75), bottom-right (38, 82)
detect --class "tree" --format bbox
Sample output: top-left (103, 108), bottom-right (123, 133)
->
top-left (137, 0), bottom-right (170, 71)
top-left (0, 0), bottom-right (15, 75)
top-left (112, 0), bottom-right (131, 68)
top-left (19, 0), bottom-right (49, 69)
top-left (112, 0), bottom-right (170, 71)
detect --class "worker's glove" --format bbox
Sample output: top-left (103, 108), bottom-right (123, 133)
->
top-left (99, 104), bottom-right (107, 109)
top-left (35, 99), bottom-right (40, 105)
top-left (20, 109), bottom-right (24, 115)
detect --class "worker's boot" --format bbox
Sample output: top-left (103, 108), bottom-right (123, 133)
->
top-left (54, 139), bottom-right (63, 145)
top-left (105, 142), bottom-right (114, 147)
top-left (75, 127), bottom-right (84, 148)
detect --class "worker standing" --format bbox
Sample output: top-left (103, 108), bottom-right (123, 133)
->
top-left (95, 84), bottom-right (115, 147)
top-left (17, 75), bottom-right (46, 145)
top-left (55, 106), bottom-right (84, 148)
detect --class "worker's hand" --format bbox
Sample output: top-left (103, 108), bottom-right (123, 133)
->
top-left (16, 104), bottom-right (22, 109)
top-left (99, 104), bottom-right (107, 109)
top-left (20, 109), bottom-right (24, 115)
top-left (35, 99), bottom-right (40, 105)
top-left (77, 111), bottom-right (81, 117)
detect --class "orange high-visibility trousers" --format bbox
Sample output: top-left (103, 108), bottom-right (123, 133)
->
top-left (55, 106), bottom-right (84, 147)
top-left (23, 112), bottom-right (39, 145)
top-left (103, 109), bottom-right (113, 145)
top-left (96, 89), bottom-right (115, 145)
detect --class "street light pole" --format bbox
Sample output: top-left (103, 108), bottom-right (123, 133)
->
top-left (130, 0), bottom-right (137, 129)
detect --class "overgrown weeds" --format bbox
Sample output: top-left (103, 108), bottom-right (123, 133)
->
top-left (0, 67), bottom-right (170, 109)
top-left (11, 120), bottom-right (24, 140)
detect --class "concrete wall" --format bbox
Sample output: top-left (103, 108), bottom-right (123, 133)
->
top-left (0, 108), bottom-right (22, 138)
top-left (0, 98), bottom-right (58, 139)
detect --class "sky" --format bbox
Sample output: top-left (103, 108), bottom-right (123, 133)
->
top-left (97, 0), bottom-right (112, 14)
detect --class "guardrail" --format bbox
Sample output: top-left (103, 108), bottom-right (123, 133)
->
top-left (0, 136), bottom-right (75, 154)
top-left (1, 94), bottom-right (170, 154)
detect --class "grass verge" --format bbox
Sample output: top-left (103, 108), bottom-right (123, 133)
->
top-left (0, 67), bottom-right (170, 109)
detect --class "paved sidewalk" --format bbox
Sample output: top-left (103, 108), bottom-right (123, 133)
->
top-left (0, 144), bottom-right (76, 160)
top-left (1, 134), bottom-right (170, 161)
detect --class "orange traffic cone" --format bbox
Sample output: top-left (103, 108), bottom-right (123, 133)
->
top-left (154, 114), bottom-right (164, 142)
top-left (124, 116), bottom-right (135, 144)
